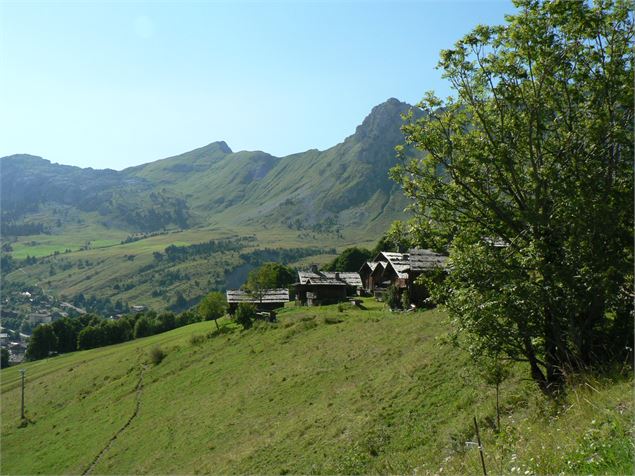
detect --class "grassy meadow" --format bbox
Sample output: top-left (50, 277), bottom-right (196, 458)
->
top-left (4, 223), bottom-right (362, 309)
top-left (1, 300), bottom-right (631, 474)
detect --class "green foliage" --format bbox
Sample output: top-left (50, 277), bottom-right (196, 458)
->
top-left (234, 303), bottom-right (256, 330)
top-left (155, 312), bottom-right (176, 333)
top-left (385, 285), bottom-right (401, 310)
top-left (149, 346), bottom-right (166, 365)
top-left (323, 247), bottom-right (372, 272)
top-left (393, 0), bottom-right (634, 393)
top-left (171, 292), bottom-right (188, 312)
top-left (133, 317), bottom-right (154, 339)
top-left (176, 310), bottom-right (200, 327)
top-left (198, 292), bottom-right (227, 328)
top-left (401, 289), bottom-right (410, 310)
top-left (245, 262), bottom-right (295, 292)
top-left (26, 324), bottom-right (58, 360)
top-left (76, 326), bottom-right (99, 350)
top-left (0, 348), bottom-right (9, 369)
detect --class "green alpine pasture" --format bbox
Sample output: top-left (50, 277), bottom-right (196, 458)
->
top-left (2, 300), bottom-right (631, 474)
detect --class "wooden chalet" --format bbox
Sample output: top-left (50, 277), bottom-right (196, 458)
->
top-left (372, 252), bottom-right (410, 289)
top-left (295, 266), bottom-right (362, 306)
top-left (226, 288), bottom-right (290, 314)
top-left (359, 261), bottom-right (380, 291)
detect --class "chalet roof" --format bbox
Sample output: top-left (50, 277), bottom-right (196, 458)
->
top-left (327, 272), bottom-right (362, 287)
top-left (408, 248), bottom-right (448, 272)
top-left (369, 261), bottom-right (387, 274)
top-left (363, 261), bottom-right (379, 272)
top-left (305, 277), bottom-right (346, 286)
top-left (226, 288), bottom-right (290, 304)
top-left (372, 252), bottom-right (410, 279)
top-left (298, 271), bottom-right (321, 285)
top-left (373, 252), bottom-right (410, 268)
top-left (297, 270), bottom-right (362, 287)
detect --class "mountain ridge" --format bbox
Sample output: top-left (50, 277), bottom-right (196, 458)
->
top-left (1, 98), bottom-right (419, 234)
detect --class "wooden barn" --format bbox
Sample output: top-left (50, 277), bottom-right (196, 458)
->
top-left (226, 288), bottom-right (290, 314)
top-left (295, 267), bottom-right (362, 306)
top-left (371, 252), bottom-right (410, 290)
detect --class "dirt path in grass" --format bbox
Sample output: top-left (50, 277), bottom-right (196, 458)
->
top-left (82, 364), bottom-right (148, 475)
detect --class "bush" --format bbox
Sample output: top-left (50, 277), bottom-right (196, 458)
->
top-left (401, 290), bottom-right (411, 310)
top-left (235, 303), bottom-right (257, 330)
top-left (176, 310), bottom-right (200, 327)
top-left (189, 334), bottom-right (206, 346)
top-left (385, 285), bottom-right (402, 310)
top-left (149, 346), bottom-right (165, 365)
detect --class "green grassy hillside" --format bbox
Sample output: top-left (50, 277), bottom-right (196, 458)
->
top-left (1, 98), bottom-right (415, 310)
top-left (2, 301), bottom-right (631, 474)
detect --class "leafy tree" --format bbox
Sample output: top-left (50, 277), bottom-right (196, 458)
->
top-left (198, 292), bottom-right (227, 330)
top-left (235, 303), bottom-right (256, 330)
top-left (393, 0), bottom-right (633, 394)
top-left (171, 291), bottom-right (188, 312)
top-left (385, 285), bottom-right (402, 311)
top-left (248, 262), bottom-right (295, 288)
top-left (1, 254), bottom-right (15, 273)
top-left (244, 263), bottom-right (293, 302)
top-left (476, 355), bottom-right (511, 432)
top-left (51, 318), bottom-right (81, 353)
top-left (324, 247), bottom-right (372, 272)
top-left (176, 310), bottom-right (199, 327)
top-left (77, 325), bottom-right (105, 350)
top-left (26, 324), bottom-right (58, 360)
top-left (1, 348), bottom-right (9, 368)
top-left (156, 312), bottom-right (176, 333)
top-left (101, 320), bottom-right (133, 345)
top-left (133, 316), bottom-right (154, 339)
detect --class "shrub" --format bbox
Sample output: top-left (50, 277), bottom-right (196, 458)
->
top-left (385, 285), bottom-right (402, 310)
top-left (189, 334), bottom-right (206, 346)
top-left (235, 303), bottom-right (257, 330)
top-left (401, 290), bottom-right (411, 310)
top-left (149, 346), bottom-right (165, 365)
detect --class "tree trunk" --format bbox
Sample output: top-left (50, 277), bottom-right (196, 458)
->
top-left (523, 334), bottom-right (549, 394)
top-left (544, 307), bottom-right (565, 395)
top-left (496, 382), bottom-right (500, 433)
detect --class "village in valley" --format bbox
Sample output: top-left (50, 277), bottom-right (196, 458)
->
top-left (0, 247), bottom-right (449, 366)
top-left (225, 248), bottom-right (447, 315)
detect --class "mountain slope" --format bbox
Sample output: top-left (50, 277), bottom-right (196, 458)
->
top-left (1, 302), bottom-right (631, 474)
top-left (1, 98), bottom-right (418, 235)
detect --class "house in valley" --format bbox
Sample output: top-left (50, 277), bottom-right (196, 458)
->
top-left (359, 249), bottom-right (448, 306)
top-left (359, 261), bottom-right (380, 291)
top-left (226, 288), bottom-right (290, 314)
top-left (363, 252), bottom-right (410, 296)
top-left (295, 266), bottom-right (362, 306)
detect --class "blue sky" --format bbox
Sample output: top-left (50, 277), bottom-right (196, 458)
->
top-left (1, 1), bottom-right (515, 170)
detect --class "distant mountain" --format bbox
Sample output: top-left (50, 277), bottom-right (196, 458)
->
top-left (1, 98), bottom-right (420, 235)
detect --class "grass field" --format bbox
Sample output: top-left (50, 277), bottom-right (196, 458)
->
top-left (1, 300), bottom-right (632, 474)
top-left (4, 224), bottom-right (367, 310)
